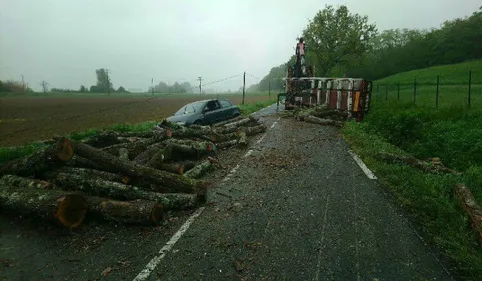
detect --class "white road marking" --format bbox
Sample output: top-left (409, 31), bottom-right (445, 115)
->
top-left (348, 150), bottom-right (377, 179)
top-left (133, 103), bottom-right (278, 281)
top-left (314, 194), bottom-right (330, 280)
top-left (256, 134), bottom-right (267, 144)
top-left (132, 207), bottom-right (205, 281)
top-left (270, 122), bottom-right (277, 129)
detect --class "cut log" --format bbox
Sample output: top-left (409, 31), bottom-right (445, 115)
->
top-left (210, 132), bottom-right (239, 143)
top-left (237, 131), bottom-right (248, 148)
top-left (170, 125), bottom-right (212, 138)
top-left (0, 137), bottom-right (73, 177)
top-left (147, 145), bottom-right (173, 168)
top-left (184, 159), bottom-right (213, 179)
top-left (0, 174), bottom-right (53, 189)
top-left (65, 155), bottom-right (115, 172)
top-left (132, 143), bottom-right (166, 165)
top-left (43, 167), bottom-right (125, 184)
top-left (213, 116), bottom-right (243, 127)
top-left (454, 184), bottom-right (482, 244)
top-left (0, 186), bottom-right (87, 228)
top-left (304, 115), bottom-right (344, 127)
top-left (81, 131), bottom-right (125, 148)
top-left (159, 163), bottom-right (185, 175)
top-left (166, 142), bottom-right (215, 160)
top-left (223, 116), bottom-right (259, 130)
top-left (216, 139), bottom-right (238, 149)
top-left (119, 148), bottom-right (129, 161)
top-left (374, 152), bottom-right (460, 175)
top-left (212, 125), bottom-right (240, 135)
top-left (71, 140), bottom-right (204, 194)
top-left (244, 124), bottom-right (267, 137)
top-left (100, 130), bottom-right (171, 159)
top-left (85, 196), bottom-right (163, 225)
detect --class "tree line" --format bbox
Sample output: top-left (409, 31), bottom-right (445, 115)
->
top-left (255, 5), bottom-right (481, 91)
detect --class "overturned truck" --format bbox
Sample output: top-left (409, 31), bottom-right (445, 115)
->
top-left (278, 74), bottom-right (373, 122)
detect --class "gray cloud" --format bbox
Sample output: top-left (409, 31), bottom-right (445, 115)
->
top-left (0, 0), bottom-right (479, 91)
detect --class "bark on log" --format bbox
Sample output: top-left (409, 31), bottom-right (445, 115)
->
top-left (170, 125), bottom-right (212, 138)
top-left (159, 163), bottom-right (185, 175)
top-left (0, 174), bottom-right (53, 189)
top-left (216, 139), bottom-right (238, 149)
top-left (223, 116), bottom-right (259, 130)
top-left (210, 132), bottom-right (240, 143)
top-left (71, 140), bottom-right (204, 194)
top-left (237, 131), bottom-right (248, 148)
top-left (244, 124), bottom-right (267, 137)
top-left (43, 167), bottom-right (126, 184)
top-left (454, 184), bottom-right (482, 244)
top-left (132, 143), bottom-right (165, 165)
top-left (184, 159), bottom-right (213, 179)
top-left (0, 137), bottom-right (73, 177)
top-left (0, 186), bottom-right (87, 228)
top-left (100, 130), bottom-right (171, 159)
top-left (165, 142), bottom-right (215, 160)
top-left (213, 116), bottom-right (243, 127)
top-left (212, 125), bottom-right (240, 135)
top-left (147, 145), bottom-right (173, 168)
top-left (85, 196), bottom-right (164, 225)
top-left (304, 115), bottom-right (344, 127)
top-left (66, 155), bottom-right (115, 172)
top-left (81, 131), bottom-right (125, 148)
top-left (375, 152), bottom-right (460, 175)
top-left (119, 148), bottom-right (129, 161)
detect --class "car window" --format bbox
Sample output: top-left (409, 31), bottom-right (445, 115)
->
top-left (206, 100), bottom-right (221, 111)
top-left (220, 100), bottom-right (232, 108)
top-left (174, 106), bottom-right (186, 116)
top-left (174, 101), bottom-right (204, 115)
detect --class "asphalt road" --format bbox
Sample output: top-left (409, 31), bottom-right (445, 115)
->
top-left (1, 103), bottom-right (458, 281)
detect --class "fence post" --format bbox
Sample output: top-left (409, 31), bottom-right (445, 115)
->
top-left (436, 75), bottom-right (439, 108)
top-left (413, 79), bottom-right (417, 105)
top-left (468, 70), bottom-right (472, 109)
top-left (397, 82), bottom-right (400, 100)
top-left (385, 84), bottom-right (388, 101)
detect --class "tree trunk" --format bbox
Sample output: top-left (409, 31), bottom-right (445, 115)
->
top-left (222, 116), bottom-right (259, 130)
top-left (244, 124), bottom-right (267, 136)
top-left (237, 131), bottom-right (248, 148)
top-left (147, 145), bottom-right (173, 168)
top-left (119, 148), bottom-right (129, 161)
top-left (454, 184), bottom-right (482, 244)
top-left (375, 153), bottom-right (460, 175)
top-left (166, 142), bottom-right (214, 160)
top-left (0, 186), bottom-right (87, 228)
top-left (100, 130), bottom-right (171, 159)
top-left (0, 174), bottom-right (53, 189)
top-left (85, 196), bottom-right (164, 225)
top-left (159, 163), bottom-right (185, 175)
top-left (210, 132), bottom-right (240, 143)
top-left (70, 139), bottom-right (204, 194)
top-left (170, 125), bottom-right (212, 138)
top-left (216, 139), bottom-right (238, 149)
top-left (65, 155), bottom-right (117, 173)
top-left (213, 116), bottom-right (243, 127)
top-left (52, 173), bottom-right (196, 209)
top-left (132, 143), bottom-right (165, 165)
top-left (304, 115), bottom-right (344, 127)
top-left (184, 159), bottom-right (213, 179)
top-left (0, 137), bottom-right (74, 177)
top-left (43, 167), bottom-right (127, 184)
top-left (81, 131), bottom-right (125, 148)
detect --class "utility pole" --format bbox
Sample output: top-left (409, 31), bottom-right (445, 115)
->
top-left (21, 75), bottom-right (25, 91)
top-left (242, 72), bottom-right (246, 105)
top-left (197, 77), bottom-right (202, 94)
top-left (151, 78), bottom-right (154, 96)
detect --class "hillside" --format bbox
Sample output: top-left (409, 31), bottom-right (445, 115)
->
top-left (375, 59), bottom-right (482, 85)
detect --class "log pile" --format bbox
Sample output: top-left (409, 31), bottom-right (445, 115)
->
top-left (278, 105), bottom-right (348, 127)
top-left (0, 115), bottom-right (265, 228)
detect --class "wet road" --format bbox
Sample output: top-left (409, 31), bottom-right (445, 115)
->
top-left (0, 103), bottom-right (457, 281)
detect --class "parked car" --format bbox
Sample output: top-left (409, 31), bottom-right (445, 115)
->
top-left (165, 99), bottom-right (241, 126)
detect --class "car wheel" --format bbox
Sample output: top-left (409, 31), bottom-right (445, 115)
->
top-left (193, 120), bottom-right (203, 125)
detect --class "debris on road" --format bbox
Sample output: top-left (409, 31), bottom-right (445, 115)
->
top-left (374, 152), bottom-right (460, 175)
top-left (278, 105), bottom-right (348, 127)
top-left (454, 184), bottom-right (482, 245)
top-left (0, 115), bottom-right (266, 228)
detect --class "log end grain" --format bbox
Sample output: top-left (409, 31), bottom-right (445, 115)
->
top-left (55, 194), bottom-right (88, 228)
top-left (56, 137), bottom-right (75, 161)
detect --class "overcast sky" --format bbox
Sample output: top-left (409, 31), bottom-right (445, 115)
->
top-left (0, 0), bottom-right (479, 92)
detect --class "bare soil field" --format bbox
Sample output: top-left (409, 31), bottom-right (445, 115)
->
top-left (0, 95), bottom-right (270, 146)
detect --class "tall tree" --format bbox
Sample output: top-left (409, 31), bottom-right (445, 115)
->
top-left (40, 81), bottom-right (49, 93)
top-left (301, 5), bottom-right (377, 76)
top-left (95, 68), bottom-right (113, 93)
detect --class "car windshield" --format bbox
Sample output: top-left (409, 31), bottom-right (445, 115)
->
top-left (174, 101), bottom-right (205, 115)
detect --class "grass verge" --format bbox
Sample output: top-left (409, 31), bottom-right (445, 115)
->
top-left (343, 120), bottom-right (482, 280)
top-left (238, 100), bottom-right (275, 115)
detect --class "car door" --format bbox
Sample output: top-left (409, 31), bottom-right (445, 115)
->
top-left (203, 100), bottom-right (223, 124)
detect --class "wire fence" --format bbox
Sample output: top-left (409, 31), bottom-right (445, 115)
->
top-left (372, 70), bottom-right (481, 109)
